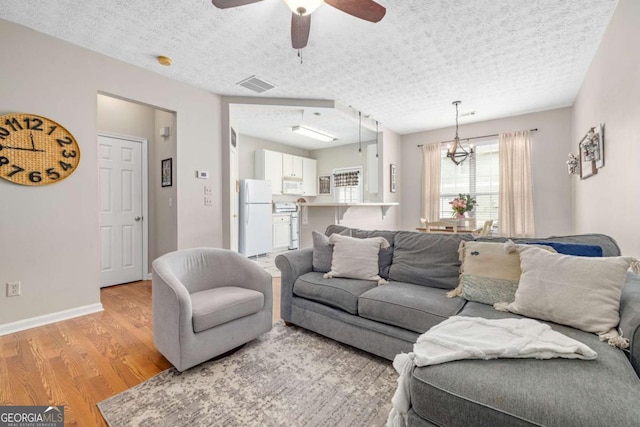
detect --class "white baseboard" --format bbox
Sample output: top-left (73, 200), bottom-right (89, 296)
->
top-left (146, 272), bottom-right (153, 280)
top-left (0, 303), bottom-right (104, 336)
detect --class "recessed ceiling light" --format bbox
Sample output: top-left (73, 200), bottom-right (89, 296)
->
top-left (157, 56), bottom-right (172, 66)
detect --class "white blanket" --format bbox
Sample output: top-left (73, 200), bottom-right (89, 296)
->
top-left (387, 316), bottom-right (597, 427)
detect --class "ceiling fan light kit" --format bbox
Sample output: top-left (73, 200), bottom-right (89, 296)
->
top-left (212, 0), bottom-right (386, 51)
top-left (284, 0), bottom-right (324, 15)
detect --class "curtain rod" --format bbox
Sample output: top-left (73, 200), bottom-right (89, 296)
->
top-left (417, 128), bottom-right (539, 147)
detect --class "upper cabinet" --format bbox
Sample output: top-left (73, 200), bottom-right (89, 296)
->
top-left (255, 149), bottom-right (283, 194)
top-left (255, 149), bottom-right (316, 196)
top-left (282, 153), bottom-right (303, 178)
top-left (302, 157), bottom-right (317, 196)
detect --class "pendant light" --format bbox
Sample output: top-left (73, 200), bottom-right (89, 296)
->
top-left (446, 101), bottom-right (474, 165)
top-left (358, 111), bottom-right (362, 155)
top-left (375, 120), bottom-right (379, 158)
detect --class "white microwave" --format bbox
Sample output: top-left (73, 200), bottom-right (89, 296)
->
top-left (282, 178), bottom-right (303, 194)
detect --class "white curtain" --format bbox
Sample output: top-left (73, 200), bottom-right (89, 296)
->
top-left (499, 130), bottom-right (535, 237)
top-left (421, 143), bottom-right (441, 223)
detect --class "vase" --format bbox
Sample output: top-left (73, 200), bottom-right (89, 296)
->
top-left (455, 213), bottom-right (466, 226)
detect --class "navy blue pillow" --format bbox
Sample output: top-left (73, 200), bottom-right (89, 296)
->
top-left (524, 241), bottom-right (603, 257)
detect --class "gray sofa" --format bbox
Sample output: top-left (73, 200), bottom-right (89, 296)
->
top-left (275, 226), bottom-right (640, 427)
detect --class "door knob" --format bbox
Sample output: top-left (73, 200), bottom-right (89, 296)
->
top-left (135, 216), bottom-right (142, 221)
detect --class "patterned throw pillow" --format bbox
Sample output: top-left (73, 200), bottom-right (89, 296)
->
top-left (451, 241), bottom-right (555, 305)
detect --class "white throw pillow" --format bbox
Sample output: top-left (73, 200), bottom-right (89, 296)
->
top-left (495, 245), bottom-right (635, 346)
top-left (324, 234), bottom-right (390, 285)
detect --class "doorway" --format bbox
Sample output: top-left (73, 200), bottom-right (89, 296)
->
top-left (97, 93), bottom-right (177, 287)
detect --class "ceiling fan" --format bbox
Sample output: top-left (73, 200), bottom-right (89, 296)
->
top-left (211, 0), bottom-right (386, 49)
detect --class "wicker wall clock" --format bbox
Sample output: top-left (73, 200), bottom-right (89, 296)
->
top-left (0, 113), bottom-right (80, 186)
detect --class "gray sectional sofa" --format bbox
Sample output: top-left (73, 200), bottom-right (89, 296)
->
top-left (275, 226), bottom-right (640, 427)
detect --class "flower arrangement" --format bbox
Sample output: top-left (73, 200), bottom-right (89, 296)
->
top-left (449, 193), bottom-right (477, 217)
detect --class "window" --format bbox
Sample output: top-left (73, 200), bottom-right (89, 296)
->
top-left (440, 141), bottom-right (499, 223)
top-left (333, 167), bottom-right (362, 203)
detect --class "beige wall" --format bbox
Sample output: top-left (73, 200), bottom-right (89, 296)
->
top-left (572, 0), bottom-right (640, 257)
top-left (400, 108), bottom-right (573, 236)
top-left (0, 19), bottom-right (222, 326)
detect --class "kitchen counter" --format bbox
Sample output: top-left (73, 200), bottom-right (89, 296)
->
top-left (297, 202), bottom-right (399, 223)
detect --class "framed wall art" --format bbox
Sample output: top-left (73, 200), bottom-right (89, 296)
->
top-left (318, 175), bottom-right (331, 195)
top-left (161, 158), bottom-right (172, 187)
top-left (390, 164), bottom-right (397, 193)
top-left (578, 124), bottom-right (605, 179)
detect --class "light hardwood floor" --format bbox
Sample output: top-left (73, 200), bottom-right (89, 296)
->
top-left (0, 278), bottom-right (281, 427)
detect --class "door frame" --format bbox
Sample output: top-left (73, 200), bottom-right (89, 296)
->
top-left (98, 131), bottom-right (149, 281)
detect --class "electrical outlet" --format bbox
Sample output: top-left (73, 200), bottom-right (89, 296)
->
top-left (7, 281), bottom-right (20, 297)
top-left (204, 196), bottom-right (213, 206)
top-left (204, 185), bottom-right (212, 195)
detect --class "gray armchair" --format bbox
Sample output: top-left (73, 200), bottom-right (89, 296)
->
top-left (152, 248), bottom-right (272, 371)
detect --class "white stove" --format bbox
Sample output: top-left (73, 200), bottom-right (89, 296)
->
top-left (273, 202), bottom-right (299, 250)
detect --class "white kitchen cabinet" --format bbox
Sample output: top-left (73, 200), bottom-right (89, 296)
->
top-left (282, 154), bottom-right (303, 178)
top-left (272, 214), bottom-right (291, 249)
top-left (302, 157), bottom-right (317, 196)
top-left (255, 149), bottom-right (283, 195)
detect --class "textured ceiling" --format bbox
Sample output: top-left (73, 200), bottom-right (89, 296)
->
top-left (231, 104), bottom-right (377, 149)
top-left (0, 0), bottom-right (619, 139)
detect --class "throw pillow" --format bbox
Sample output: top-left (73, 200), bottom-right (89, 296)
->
top-left (312, 229), bottom-right (351, 272)
top-left (523, 241), bottom-right (603, 257)
top-left (450, 241), bottom-right (555, 305)
top-left (323, 234), bottom-right (390, 285)
top-left (495, 245), bottom-right (636, 346)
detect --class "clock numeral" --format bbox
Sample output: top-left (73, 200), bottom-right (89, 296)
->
top-left (62, 149), bottom-right (77, 158)
top-left (47, 125), bottom-right (58, 136)
top-left (59, 161), bottom-right (73, 171)
top-left (56, 137), bottom-right (73, 147)
top-left (7, 165), bottom-right (24, 177)
top-left (46, 168), bottom-right (60, 180)
top-left (5, 118), bottom-right (23, 132)
top-left (0, 127), bottom-right (9, 140)
top-left (24, 117), bottom-right (43, 131)
top-left (0, 156), bottom-right (9, 166)
top-left (29, 171), bottom-right (42, 183)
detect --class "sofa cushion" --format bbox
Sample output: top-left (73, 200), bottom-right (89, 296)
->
top-left (412, 302), bottom-right (640, 427)
top-left (312, 229), bottom-right (351, 272)
top-left (190, 286), bottom-right (264, 333)
top-left (351, 229), bottom-right (396, 279)
top-left (475, 233), bottom-right (621, 257)
top-left (358, 281), bottom-right (466, 333)
top-left (293, 272), bottom-right (378, 315)
top-left (458, 241), bottom-right (555, 305)
top-left (501, 246), bottom-right (634, 336)
top-left (388, 231), bottom-right (472, 289)
top-left (326, 234), bottom-right (390, 283)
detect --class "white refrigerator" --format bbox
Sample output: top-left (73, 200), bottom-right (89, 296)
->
top-left (239, 179), bottom-right (273, 257)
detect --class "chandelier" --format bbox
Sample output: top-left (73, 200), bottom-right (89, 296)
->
top-left (446, 101), bottom-right (474, 165)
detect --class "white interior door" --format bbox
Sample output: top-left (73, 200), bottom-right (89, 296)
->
top-left (99, 135), bottom-right (143, 287)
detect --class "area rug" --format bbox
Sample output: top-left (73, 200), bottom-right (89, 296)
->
top-left (98, 322), bottom-right (397, 426)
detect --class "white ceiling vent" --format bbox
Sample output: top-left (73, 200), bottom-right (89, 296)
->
top-left (236, 75), bottom-right (276, 93)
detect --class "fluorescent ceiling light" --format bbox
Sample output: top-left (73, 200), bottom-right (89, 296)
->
top-left (291, 125), bottom-right (336, 142)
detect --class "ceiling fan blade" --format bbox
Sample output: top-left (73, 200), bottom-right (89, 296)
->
top-left (211, 0), bottom-right (263, 9)
top-left (325, 0), bottom-right (386, 23)
top-left (291, 13), bottom-right (311, 49)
